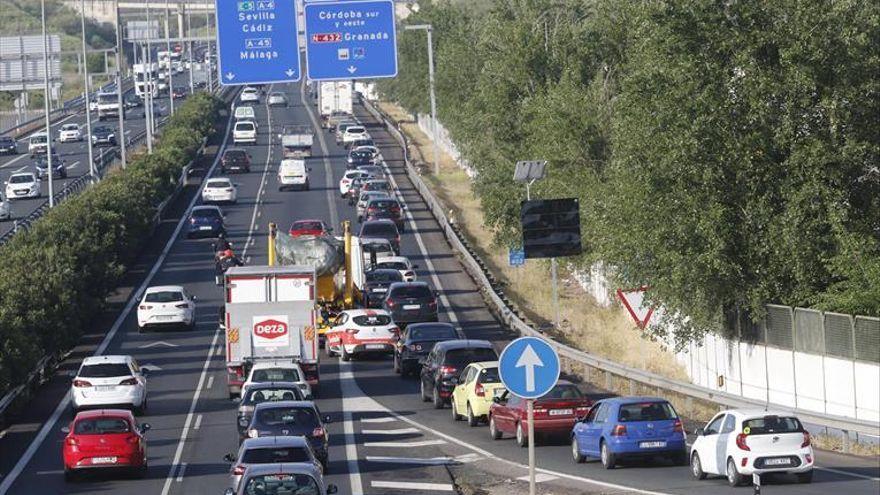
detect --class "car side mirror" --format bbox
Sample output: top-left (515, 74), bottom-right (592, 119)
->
top-left (61, 426), bottom-right (70, 434)
top-left (492, 396), bottom-right (505, 404)
top-left (191, 296), bottom-right (197, 302)
top-left (223, 453), bottom-right (236, 463)
top-left (327, 485), bottom-right (338, 494)
top-left (140, 368), bottom-right (150, 377)
top-left (694, 427), bottom-right (705, 436)
top-left (224, 489), bottom-right (234, 495)
top-left (139, 423), bottom-right (151, 433)
top-left (450, 377), bottom-right (459, 385)
top-left (324, 415), bottom-right (332, 424)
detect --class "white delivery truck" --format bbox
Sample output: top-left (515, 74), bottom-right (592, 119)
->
top-left (133, 63), bottom-right (159, 98)
top-left (96, 91), bottom-right (122, 121)
top-left (223, 265), bottom-right (320, 399)
top-left (278, 125), bottom-right (314, 158)
top-left (318, 81), bottom-right (353, 127)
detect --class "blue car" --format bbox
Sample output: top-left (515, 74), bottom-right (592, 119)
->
top-left (571, 396), bottom-right (687, 469)
top-left (187, 205), bottom-right (225, 238)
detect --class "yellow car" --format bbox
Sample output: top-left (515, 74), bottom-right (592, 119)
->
top-left (450, 361), bottom-right (507, 426)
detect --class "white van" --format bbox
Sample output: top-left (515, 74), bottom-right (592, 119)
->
top-left (233, 105), bottom-right (256, 124)
top-left (28, 132), bottom-right (49, 156)
top-left (277, 159), bottom-right (310, 191)
top-left (233, 120), bottom-right (257, 145)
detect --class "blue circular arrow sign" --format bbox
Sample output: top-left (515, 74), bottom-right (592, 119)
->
top-left (498, 336), bottom-right (560, 399)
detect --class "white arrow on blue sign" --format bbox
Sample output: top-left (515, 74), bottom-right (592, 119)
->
top-left (498, 337), bottom-right (560, 399)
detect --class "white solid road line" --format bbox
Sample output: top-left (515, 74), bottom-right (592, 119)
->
top-left (363, 439), bottom-right (446, 448)
top-left (370, 481), bottom-right (455, 492)
top-left (300, 80), bottom-right (340, 228)
top-left (360, 416), bottom-right (397, 423)
top-left (0, 95), bottom-right (237, 495)
top-left (365, 455), bottom-right (457, 465)
top-left (206, 375), bottom-right (214, 390)
top-left (516, 473), bottom-right (558, 483)
top-left (174, 462), bottom-right (187, 482)
top-left (0, 153), bottom-right (30, 169)
top-left (361, 427), bottom-right (421, 435)
top-left (193, 414), bottom-right (203, 431)
top-left (239, 86), bottom-right (274, 260)
top-left (817, 466), bottom-right (880, 482)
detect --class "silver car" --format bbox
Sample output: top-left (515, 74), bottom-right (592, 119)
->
top-left (224, 436), bottom-right (321, 491)
top-left (357, 191), bottom-right (390, 221)
top-left (226, 457), bottom-right (337, 495)
top-left (267, 92), bottom-right (288, 107)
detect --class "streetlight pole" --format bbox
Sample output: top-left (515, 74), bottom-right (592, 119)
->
top-left (114, 0), bottom-right (127, 168)
top-left (79, 0), bottom-right (97, 181)
top-left (186, 6), bottom-right (194, 94)
top-left (40, 0), bottom-right (55, 208)
top-left (205, 0), bottom-right (213, 93)
top-left (403, 24), bottom-right (439, 176)
top-left (145, 3), bottom-right (155, 153)
top-left (164, 0), bottom-right (175, 115)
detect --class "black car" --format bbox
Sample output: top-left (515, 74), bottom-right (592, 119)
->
top-left (0, 136), bottom-right (17, 154)
top-left (221, 148), bottom-right (251, 173)
top-left (34, 153), bottom-right (66, 179)
top-left (419, 339), bottom-right (498, 408)
top-left (124, 93), bottom-right (143, 109)
top-left (359, 219), bottom-right (400, 254)
top-left (245, 401), bottom-right (331, 467)
top-left (351, 138), bottom-right (375, 149)
top-left (394, 322), bottom-right (461, 377)
top-left (236, 382), bottom-right (305, 441)
top-left (347, 149), bottom-right (375, 168)
top-left (382, 281), bottom-right (438, 325)
top-left (187, 205), bottom-right (225, 238)
top-left (363, 268), bottom-right (404, 308)
top-left (364, 198), bottom-right (405, 232)
top-left (91, 125), bottom-right (117, 147)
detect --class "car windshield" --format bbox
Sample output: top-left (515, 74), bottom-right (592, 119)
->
top-left (144, 291), bottom-right (184, 303)
top-left (270, 92), bottom-right (284, 98)
top-left (352, 314), bottom-right (393, 326)
top-left (366, 270), bottom-right (402, 283)
top-left (361, 223), bottom-right (398, 237)
top-left (97, 93), bottom-right (117, 103)
top-left (207, 179), bottom-right (232, 188)
top-left (252, 368), bottom-right (300, 382)
top-left (31, 135), bottom-right (47, 143)
top-left (618, 401), bottom-right (676, 421)
top-left (256, 407), bottom-right (318, 427)
top-left (193, 209), bottom-right (221, 219)
top-left (79, 363), bottom-right (131, 378)
top-left (741, 416), bottom-right (803, 435)
top-left (94, 127), bottom-right (112, 134)
top-left (74, 418), bottom-right (130, 435)
top-left (445, 348), bottom-right (498, 367)
top-left (62, 124), bottom-right (78, 131)
top-left (241, 447), bottom-right (312, 464)
top-left (243, 474), bottom-right (320, 495)
top-left (292, 221), bottom-right (323, 231)
top-left (225, 150), bottom-right (248, 161)
top-left (477, 367), bottom-right (501, 384)
top-left (9, 175), bottom-right (33, 184)
top-left (243, 387), bottom-right (302, 405)
top-left (408, 325), bottom-right (457, 341)
top-left (390, 285), bottom-right (432, 299)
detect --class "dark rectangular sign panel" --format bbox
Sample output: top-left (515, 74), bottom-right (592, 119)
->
top-left (520, 198), bottom-right (582, 259)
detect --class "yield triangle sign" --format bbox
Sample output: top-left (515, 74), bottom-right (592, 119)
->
top-left (616, 286), bottom-right (654, 329)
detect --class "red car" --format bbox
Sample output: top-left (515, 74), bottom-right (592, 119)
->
top-left (488, 381), bottom-right (591, 447)
top-left (289, 219), bottom-right (330, 237)
top-left (62, 409), bottom-right (150, 481)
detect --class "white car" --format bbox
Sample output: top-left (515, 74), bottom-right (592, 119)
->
top-left (277, 159), bottom-right (310, 191)
top-left (28, 132), bottom-right (49, 156)
top-left (353, 145), bottom-right (382, 163)
top-left (267, 92), bottom-right (288, 107)
top-left (58, 124), bottom-right (83, 143)
top-left (70, 355), bottom-right (148, 413)
top-left (202, 177), bottom-right (238, 203)
top-left (325, 309), bottom-right (399, 360)
top-left (233, 105), bottom-right (257, 123)
top-left (5, 173), bottom-right (41, 199)
top-left (239, 87), bottom-right (260, 103)
top-left (342, 126), bottom-right (368, 147)
top-left (374, 256), bottom-right (417, 282)
top-left (0, 194), bottom-right (10, 220)
top-left (233, 120), bottom-right (257, 145)
top-left (690, 409), bottom-right (814, 486)
top-left (338, 170), bottom-right (371, 197)
top-left (242, 361), bottom-right (312, 399)
top-left (136, 285), bottom-right (196, 332)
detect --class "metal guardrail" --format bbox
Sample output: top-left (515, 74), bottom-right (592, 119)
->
top-left (360, 97), bottom-right (880, 450)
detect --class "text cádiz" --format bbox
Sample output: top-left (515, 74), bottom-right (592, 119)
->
top-left (240, 11), bottom-right (274, 33)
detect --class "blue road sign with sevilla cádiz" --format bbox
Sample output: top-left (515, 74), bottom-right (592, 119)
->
top-left (303, 0), bottom-right (398, 81)
top-left (215, 0), bottom-right (301, 86)
top-left (499, 337), bottom-right (560, 399)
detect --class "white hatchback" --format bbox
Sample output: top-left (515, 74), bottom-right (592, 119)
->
top-left (59, 123), bottom-right (83, 143)
top-left (5, 173), bottom-right (40, 200)
top-left (239, 87), bottom-right (260, 103)
top-left (137, 285), bottom-right (196, 332)
top-left (233, 120), bottom-right (257, 145)
top-left (690, 409), bottom-right (814, 486)
top-left (202, 177), bottom-right (238, 203)
top-left (242, 361), bottom-right (312, 399)
top-left (374, 256), bottom-right (418, 282)
top-left (70, 355), bottom-right (148, 413)
top-left (0, 193), bottom-right (10, 220)
top-left (342, 126), bottom-right (368, 147)
top-left (338, 170), bottom-right (370, 197)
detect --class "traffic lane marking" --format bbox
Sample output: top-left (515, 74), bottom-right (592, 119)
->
top-left (370, 481), bottom-right (454, 491)
top-left (516, 473), bottom-right (558, 483)
top-left (361, 428), bottom-right (420, 435)
top-left (362, 439), bottom-right (446, 448)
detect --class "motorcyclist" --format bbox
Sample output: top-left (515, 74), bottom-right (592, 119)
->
top-left (215, 249), bottom-right (243, 285)
top-left (213, 233), bottom-right (233, 261)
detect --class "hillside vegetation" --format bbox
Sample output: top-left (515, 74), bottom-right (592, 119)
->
top-left (379, 0), bottom-right (880, 346)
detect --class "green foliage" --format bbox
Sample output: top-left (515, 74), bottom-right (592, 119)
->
top-left (0, 93), bottom-right (221, 397)
top-left (380, 0), bottom-right (880, 344)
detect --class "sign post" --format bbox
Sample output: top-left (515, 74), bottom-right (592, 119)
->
top-left (498, 337), bottom-right (560, 495)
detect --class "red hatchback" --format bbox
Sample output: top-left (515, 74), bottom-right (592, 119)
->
top-left (62, 409), bottom-right (150, 481)
top-left (488, 381), bottom-right (591, 447)
top-left (289, 219), bottom-right (330, 237)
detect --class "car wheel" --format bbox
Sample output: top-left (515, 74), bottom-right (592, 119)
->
top-left (432, 385), bottom-right (444, 409)
top-left (228, 391), bottom-right (237, 400)
top-left (572, 437), bottom-right (586, 463)
top-left (673, 450), bottom-right (688, 466)
top-left (451, 400), bottom-right (461, 421)
top-left (466, 403), bottom-right (479, 427)
top-left (420, 380), bottom-right (431, 402)
top-left (341, 348), bottom-right (351, 362)
top-left (64, 468), bottom-right (76, 482)
top-left (134, 396), bottom-right (146, 416)
top-left (515, 422), bottom-right (528, 448)
top-left (691, 452), bottom-right (706, 480)
top-left (135, 463), bottom-right (148, 479)
top-left (138, 324), bottom-right (146, 334)
top-left (796, 470), bottom-right (813, 484)
top-left (726, 457), bottom-right (745, 486)
top-left (326, 345), bottom-right (336, 358)
top-left (600, 440), bottom-right (616, 469)
top-left (489, 416), bottom-right (502, 440)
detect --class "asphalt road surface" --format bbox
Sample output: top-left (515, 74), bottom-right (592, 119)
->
top-left (0, 80), bottom-right (877, 495)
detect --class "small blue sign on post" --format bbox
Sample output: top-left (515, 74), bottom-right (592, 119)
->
top-left (508, 247), bottom-right (525, 267)
top-left (499, 337), bottom-right (560, 399)
top-left (215, 0), bottom-right (301, 86)
top-left (303, 0), bottom-right (398, 81)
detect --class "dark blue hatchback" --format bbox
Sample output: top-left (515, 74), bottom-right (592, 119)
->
top-left (187, 205), bottom-right (225, 238)
top-left (571, 396), bottom-right (687, 469)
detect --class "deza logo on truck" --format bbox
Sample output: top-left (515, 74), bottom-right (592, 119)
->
top-left (253, 315), bottom-right (290, 347)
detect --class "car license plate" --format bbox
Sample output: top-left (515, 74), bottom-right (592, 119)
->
top-left (95, 385), bottom-right (116, 391)
top-left (764, 458), bottom-right (791, 466)
top-left (372, 288), bottom-right (387, 293)
top-left (92, 457), bottom-right (117, 464)
top-left (366, 344), bottom-right (386, 350)
top-left (639, 441), bottom-right (667, 449)
top-left (200, 226), bottom-right (212, 230)
top-left (549, 409), bottom-right (573, 416)
top-left (156, 315), bottom-right (173, 321)
top-left (403, 304), bottom-right (420, 310)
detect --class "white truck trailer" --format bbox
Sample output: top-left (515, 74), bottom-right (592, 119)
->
top-left (278, 125), bottom-right (314, 158)
top-left (318, 81), bottom-right (353, 127)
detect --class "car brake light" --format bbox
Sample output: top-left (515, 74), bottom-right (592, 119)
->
top-left (390, 327), bottom-right (400, 336)
top-left (439, 366), bottom-right (457, 375)
top-left (233, 465), bottom-right (246, 475)
top-left (127, 434), bottom-right (140, 445)
top-left (736, 433), bottom-right (750, 451)
top-left (801, 431), bottom-right (811, 448)
top-left (73, 379), bottom-right (92, 388)
top-left (428, 301), bottom-right (438, 310)
top-left (386, 300), bottom-right (396, 308)
top-left (66, 437), bottom-right (78, 446)
top-left (228, 366), bottom-right (244, 378)
top-left (312, 427), bottom-right (326, 438)
top-left (139, 305), bottom-right (152, 310)
top-left (119, 378), bottom-right (138, 386)
top-left (741, 457), bottom-right (748, 467)
top-left (611, 424), bottom-right (627, 436)
top-left (175, 303), bottom-right (189, 309)
top-left (475, 383), bottom-right (485, 397)
top-left (673, 419), bottom-right (684, 433)
top-left (346, 328), bottom-right (360, 335)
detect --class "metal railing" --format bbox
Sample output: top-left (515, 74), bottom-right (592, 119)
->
top-left (360, 96), bottom-right (880, 450)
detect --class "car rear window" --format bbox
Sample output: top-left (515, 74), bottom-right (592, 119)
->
top-left (389, 285), bottom-right (432, 299)
top-left (540, 384), bottom-right (584, 400)
top-left (193, 209), bottom-right (221, 218)
top-left (365, 181), bottom-right (390, 190)
top-left (618, 401), bottom-right (677, 422)
top-left (251, 368), bottom-right (300, 383)
top-left (241, 446), bottom-right (312, 464)
top-left (362, 223), bottom-right (398, 237)
top-left (477, 367), bottom-right (501, 384)
top-left (409, 325), bottom-right (457, 341)
top-left (207, 180), bottom-right (232, 188)
top-left (742, 416), bottom-right (803, 435)
top-left (347, 126), bottom-right (365, 134)
top-left (74, 418), bottom-right (131, 435)
top-left (145, 291), bottom-right (183, 303)
top-left (370, 200), bottom-right (398, 209)
top-left (257, 407), bottom-right (318, 427)
top-left (292, 221), bottom-right (323, 231)
top-left (79, 363), bottom-right (131, 378)
top-left (352, 314), bottom-right (393, 326)
top-left (243, 388), bottom-right (303, 405)
top-left (236, 122), bottom-right (255, 131)
top-left (225, 150), bottom-right (248, 160)
top-left (366, 270), bottom-right (403, 283)
top-left (445, 348), bottom-right (498, 366)
top-left (243, 474), bottom-right (319, 494)
top-left (376, 261), bottom-right (408, 271)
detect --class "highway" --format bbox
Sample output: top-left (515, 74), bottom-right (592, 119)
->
top-left (0, 80), bottom-right (876, 495)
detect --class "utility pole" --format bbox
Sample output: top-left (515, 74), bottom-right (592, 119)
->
top-left (403, 24), bottom-right (439, 176)
top-left (40, 0), bottom-right (55, 207)
top-left (164, 0), bottom-right (175, 115)
top-left (145, 3), bottom-right (155, 153)
top-left (205, 0), bottom-right (213, 93)
top-left (114, 0), bottom-right (127, 168)
top-left (186, 5), bottom-right (194, 94)
top-left (79, 0), bottom-right (97, 181)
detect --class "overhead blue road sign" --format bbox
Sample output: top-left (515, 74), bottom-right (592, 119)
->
top-left (303, 0), bottom-right (398, 81)
top-left (499, 337), bottom-right (560, 399)
top-left (508, 247), bottom-right (525, 267)
top-left (215, 0), bottom-right (301, 86)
